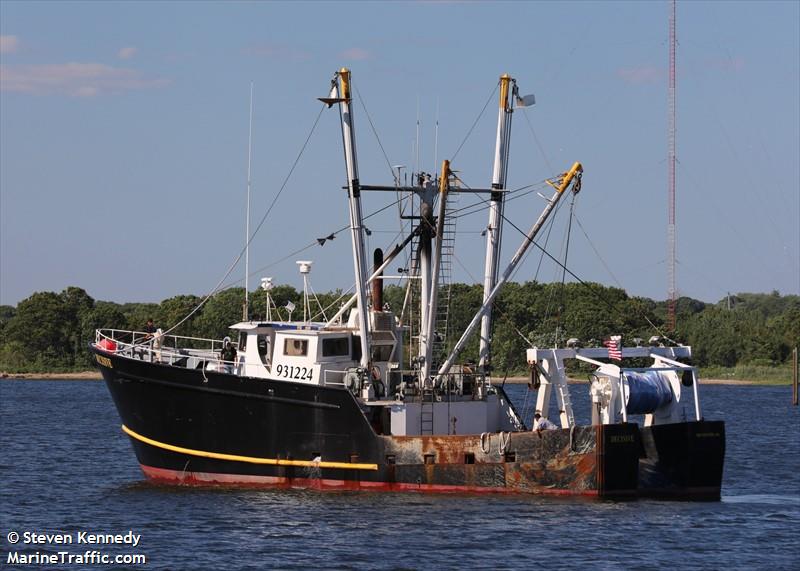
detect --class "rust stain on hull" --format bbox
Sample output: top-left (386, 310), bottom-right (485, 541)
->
top-left (377, 426), bottom-right (628, 496)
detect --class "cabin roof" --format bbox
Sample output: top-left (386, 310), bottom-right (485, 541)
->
top-left (229, 320), bottom-right (324, 331)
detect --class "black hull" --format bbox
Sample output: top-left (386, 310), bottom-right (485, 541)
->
top-left (90, 346), bottom-right (722, 499)
top-left (639, 421), bottom-right (726, 500)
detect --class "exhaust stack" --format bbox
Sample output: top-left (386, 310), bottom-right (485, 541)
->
top-left (372, 248), bottom-right (384, 311)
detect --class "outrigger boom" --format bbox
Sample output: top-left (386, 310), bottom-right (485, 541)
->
top-left (90, 68), bottom-right (724, 500)
top-left (436, 161), bottom-right (583, 382)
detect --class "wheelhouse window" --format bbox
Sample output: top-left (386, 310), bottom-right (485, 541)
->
top-left (257, 335), bottom-right (270, 365)
top-left (371, 345), bottom-right (393, 362)
top-left (283, 338), bottom-right (308, 357)
top-left (322, 337), bottom-right (349, 357)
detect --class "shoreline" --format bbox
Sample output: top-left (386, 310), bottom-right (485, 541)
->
top-left (2, 371), bottom-right (102, 380)
top-left (0, 371), bottom-right (784, 385)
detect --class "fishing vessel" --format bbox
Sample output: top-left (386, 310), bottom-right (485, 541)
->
top-left (91, 69), bottom-right (724, 499)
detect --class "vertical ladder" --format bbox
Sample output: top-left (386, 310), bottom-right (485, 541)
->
top-left (554, 377), bottom-right (576, 428)
top-left (407, 232), bottom-right (422, 369)
top-left (430, 185), bottom-right (458, 372)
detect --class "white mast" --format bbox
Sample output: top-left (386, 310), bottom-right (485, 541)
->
top-left (479, 74), bottom-right (514, 374)
top-left (243, 81), bottom-right (254, 321)
top-left (436, 162), bottom-right (582, 381)
top-left (335, 68), bottom-right (371, 368)
top-left (417, 176), bottom-right (435, 377)
top-left (422, 160), bottom-right (450, 382)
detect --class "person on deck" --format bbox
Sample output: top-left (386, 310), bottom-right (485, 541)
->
top-left (219, 337), bottom-right (238, 373)
top-left (533, 413), bottom-right (558, 431)
top-left (143, 319), bottom-right (157, 338)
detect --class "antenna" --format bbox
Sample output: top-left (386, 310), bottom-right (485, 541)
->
top-left (415, 96), bottom-right (420, 177)
top-left (667, 0), bottom-right (677, 331)
top-left (244, 81), bottom-right (254, 321)
top-left (434, 97), bottom-right (439, 180)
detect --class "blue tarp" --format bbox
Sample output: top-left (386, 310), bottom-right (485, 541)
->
top-left (625, 371), bottom-right (673, 414)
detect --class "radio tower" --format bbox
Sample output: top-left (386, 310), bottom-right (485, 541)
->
top-left (667, 0), bottom-right (677, 331)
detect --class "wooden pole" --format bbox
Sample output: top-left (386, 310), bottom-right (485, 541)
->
top-left (793, 347), bottom-right (798, 406)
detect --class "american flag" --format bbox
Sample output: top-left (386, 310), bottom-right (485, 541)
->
top-left (604, 335), bottom-right (622, 361)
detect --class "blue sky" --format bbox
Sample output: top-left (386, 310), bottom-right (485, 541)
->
top-left (1, 0), bottom-right (798, 308)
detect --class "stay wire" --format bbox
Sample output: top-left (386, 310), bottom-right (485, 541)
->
top-left (447, 181), bottom-right (550, 221)
top-left (521, 109), bottom-right (556, 177)
top-left (497, 191), bottom-right (677, 343)
top-left (555, 193), bottom-right (578, 347)
top-left (137, 104), bottom-right (327, 343)
top-left (238, 191), bottom-right (409, 288)
top-left (354, 83), bottom-right (397, 182)
top-left (449, 81), bottom-right (499, 163)
top-left (573, 214), bottom-right (624, 289)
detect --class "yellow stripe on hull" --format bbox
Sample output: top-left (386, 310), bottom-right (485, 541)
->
top-left (121, 425), bottom-right (378, 471)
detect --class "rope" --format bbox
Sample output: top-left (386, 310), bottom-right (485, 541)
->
top-left (573, 214), bottom-right (625, 289)
top-left (480, 432), bottom-right (491, 454)
top-left (446, 181), bottom-right (550, 221)
top-left (450, 81), bottom-right (499, 163)
top-left (496, 187), bottom-right (678, 343)
top-left (145, 105), bottom-right (327, 343)
top-left (309, 284), bottom-right (355, 323)
top-left (554, 193), bottom-right (578, 347)
top-left (354, 83), bottom-right (397, 182)
top-left (521, 109), bottom-right (556, 176)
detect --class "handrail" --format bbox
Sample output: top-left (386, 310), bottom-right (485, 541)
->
top-left (96, 328), bottom-right (237, 351)
top-left (94, 328), bottom-right (239, 368)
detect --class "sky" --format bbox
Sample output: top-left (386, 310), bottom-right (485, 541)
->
top-left (1, 0), bottom-right (798, 309)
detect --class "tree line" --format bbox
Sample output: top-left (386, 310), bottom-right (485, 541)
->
top-left (0, 283), bottom-right (797, 373)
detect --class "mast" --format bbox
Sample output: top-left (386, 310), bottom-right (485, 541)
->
top-left (243, 81), bottom-right (254, 321)
top-left (335, 68), bottom-right (371, 367)
top-left (417, 175), bottom-right (435, 374)
top-left (436, 162), bottom-right (583, 381)
top-left (422, 160), bottom-right (450, 382)
top-left (479, 73), bottom-right (514, 374)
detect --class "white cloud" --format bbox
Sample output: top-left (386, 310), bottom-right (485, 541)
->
top-left (616, 65), bottom-right (664, 85)
top-left (0, 62), bottom-right (170, 96)
top-left (0, 35), bottom-right (19, 54)
top-left (117, 46), bottom-right (137, 60)
top-left (339, 47), bottom-right (370, 61)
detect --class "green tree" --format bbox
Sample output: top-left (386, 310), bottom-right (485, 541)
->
top-left (193, 288), bottom-right (245, 339)
top-left (60, 287), bottom-right (96, 367)
top-left (2, 291), bottom-right (69, 370)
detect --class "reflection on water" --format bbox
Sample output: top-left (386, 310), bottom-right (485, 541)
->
top-left (1, 380), bottom-right (798, 570)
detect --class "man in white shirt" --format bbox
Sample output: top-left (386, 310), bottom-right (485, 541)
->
top-left (533, 413), bottom-right (558, 431)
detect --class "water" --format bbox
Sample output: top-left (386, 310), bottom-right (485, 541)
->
top-left (1, 380), bottom-right (798, 570)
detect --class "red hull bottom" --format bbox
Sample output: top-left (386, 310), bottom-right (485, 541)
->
top-left (140, 464), bottom-right (599, 497)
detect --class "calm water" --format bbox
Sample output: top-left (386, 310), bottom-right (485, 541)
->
top-left (1, 380), bottom-right (798, 570)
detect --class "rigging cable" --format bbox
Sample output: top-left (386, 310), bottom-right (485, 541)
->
top-left (240, 192), bottom-right (409, 288)
top-left (354, 83), bottom-right (397, 182)
top-left (148, 104), bottom-right (327, 341)
top-left (495, 187), bottom-right (679, 344)
top-left (554, 192), bottom-right (578, 347)
top-left (449, 81), bottom-right (499, 163)
top-left (521, 109), bottom-right (556, 177)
